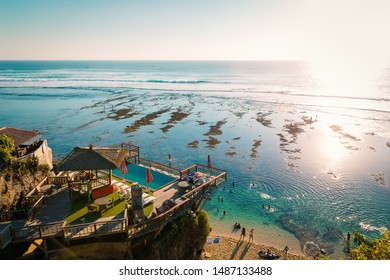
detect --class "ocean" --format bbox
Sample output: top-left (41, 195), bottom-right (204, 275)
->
top-left (1, 60), bottom-right (389, 258)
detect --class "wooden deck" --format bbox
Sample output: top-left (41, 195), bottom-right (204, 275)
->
top-left (0, 145), bottom-right (227, 254)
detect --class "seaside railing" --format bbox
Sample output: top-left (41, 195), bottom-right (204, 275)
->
top-left (0, 223), bottom-right (13, 249)
top-left (12, 222), bottom-right (64, 242)
top-left (63, 218), bottom-right (127, 240)
top-left (110, 143), bottom-right (140, 164)
top-left (128, 199), bottom-right (191, 239)
top-left (138, 158), bottom-right (182, 178)
top-left (181, 164), bottom-right (227, 180)
top-left (3, 162), bottom-right (226, 244)
top-left (127, 169), bottom-right (227, 239)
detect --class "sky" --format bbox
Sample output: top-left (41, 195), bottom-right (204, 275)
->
top-left (0, 0), bottom-right (390, 63)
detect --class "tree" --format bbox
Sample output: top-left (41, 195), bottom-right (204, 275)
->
top-left (0, 134), bottom-right (15, 167)
top-left (350, 230), bottom-right (390, 260)
top-left (0, 134), bottom-right (14, 151)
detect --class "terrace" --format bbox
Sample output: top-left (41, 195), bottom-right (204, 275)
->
top-left (0, 144), bottom-right (227, 256)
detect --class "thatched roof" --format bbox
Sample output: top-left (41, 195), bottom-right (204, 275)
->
top-left (55, 146), bottom-right (128, 171)
top-left (0, 127), bottom-right (40, 147)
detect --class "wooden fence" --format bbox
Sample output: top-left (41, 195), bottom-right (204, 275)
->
top-left (63, 218), bottom-right (127, 240)
top-left (12, 222), bottom-right (63, 242)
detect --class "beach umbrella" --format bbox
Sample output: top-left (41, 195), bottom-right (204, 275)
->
top-left (146, 167), bottom-right (153, 190)
top-left (207, 155), bottom-right (212, 169)
top-left (120, 160), bottom-right (127, 181)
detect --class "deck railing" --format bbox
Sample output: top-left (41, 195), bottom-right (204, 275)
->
top-left (138, 158), bottom-right (182, 178)
top-left (47, 176), bottom-right (68, 186)
top-left (110, 143), bottom-right (140, 164)
top-left (128, 199), bottom-right (191, 239)
top-left (12, 222), bottom-right (63, 242)
top-left (3, 160), bottom-right (227, 245)
top-left (63, 218), bottom-right (127, 240)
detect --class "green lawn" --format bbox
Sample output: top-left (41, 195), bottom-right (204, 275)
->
top-left (65, 192), bottom-right (126, 225)
top-left (65, 189), bottom-right (155, 225)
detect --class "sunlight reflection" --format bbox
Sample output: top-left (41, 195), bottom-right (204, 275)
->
top-left (321, 128), bottom-right (347, 163)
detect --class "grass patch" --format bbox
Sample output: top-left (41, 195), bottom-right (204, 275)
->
top-left (143, 203), bottom-right (154, 217)
top-left (65, 191), bottom-right (127, 225)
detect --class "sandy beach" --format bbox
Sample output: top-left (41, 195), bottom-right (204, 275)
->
top-left (203, 234), bottom-right (307, 260)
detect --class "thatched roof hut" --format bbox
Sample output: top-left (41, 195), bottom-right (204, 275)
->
top-left (55, 146), bottom-right (128, 171)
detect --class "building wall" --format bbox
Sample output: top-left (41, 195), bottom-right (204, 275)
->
top-left (33, 140), bottom-right (53, 169)
top-left (19, 140), bottom-right (53, 169)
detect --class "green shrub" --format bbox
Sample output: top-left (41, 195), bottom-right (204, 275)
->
top-left (26, 157), bottom-right (39, 173)
top-left (0, 148), bottom-right (12, 167)
top-left (350, 230), bottom-right (390, 260)
top-left (38, 163), bottom-right (51, 175)
top-left (11, 159), bottom-right (27, 176)
top-left (196, 210), bottom-right (211, 240)
top-left (0, 134), bottom-right (14, 151)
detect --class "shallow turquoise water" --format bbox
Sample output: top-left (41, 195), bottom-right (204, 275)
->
top-left (112, 164), bottom-right (176, 190)
top-left (1, 61), bottom-right (389, 257)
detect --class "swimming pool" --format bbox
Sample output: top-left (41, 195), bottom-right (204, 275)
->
top-left (112, 164), bottom-right (176, 190)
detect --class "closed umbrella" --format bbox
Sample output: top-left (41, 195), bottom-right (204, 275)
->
top-left (207, 155), bottom-right (212, 169)
top-left (120, 160), bottom-right (127, 182)
top-left (146, 167), bottom-right (153, 191)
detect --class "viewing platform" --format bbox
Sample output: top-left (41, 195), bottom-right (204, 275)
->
top-left (0, 143), bottom-right (227, 257)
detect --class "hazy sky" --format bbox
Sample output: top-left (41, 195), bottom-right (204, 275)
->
top-left (0, 0), bottom-right (389, 63)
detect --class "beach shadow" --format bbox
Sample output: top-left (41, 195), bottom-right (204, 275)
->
top-left (239, 242), bottom-right (252, 260)
top-left (230, 240), bottom-right (243, 260)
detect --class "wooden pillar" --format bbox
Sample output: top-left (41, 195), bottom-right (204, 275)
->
top-left (109, 170), bottom-right (112, 185)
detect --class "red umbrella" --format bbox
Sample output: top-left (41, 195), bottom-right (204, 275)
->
top-left (207, 155), bottom-right (212, 169)
top-left (120, 160), bottom-right (128, 175)
top-left (146, 167), bottom-right (153, 185)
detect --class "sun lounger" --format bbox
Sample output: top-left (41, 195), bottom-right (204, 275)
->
top-left (142, 193), bottom-right (156, 206)
top-left (125, 188), bottom-right (131, 196)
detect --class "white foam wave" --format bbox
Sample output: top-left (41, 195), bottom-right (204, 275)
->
top-left (359, 222), bottom-right (388, 233)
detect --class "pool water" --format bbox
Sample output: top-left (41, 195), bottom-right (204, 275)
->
top-left (112, 164), bottom-right (176, 190)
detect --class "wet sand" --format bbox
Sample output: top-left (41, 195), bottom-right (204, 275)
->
top-left (203, 235), bottom-right (307, 260)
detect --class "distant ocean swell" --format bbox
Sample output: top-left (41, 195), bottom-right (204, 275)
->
top-left (0, 77), bottom-right (209, 84)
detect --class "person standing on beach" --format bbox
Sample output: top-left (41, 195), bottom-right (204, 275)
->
top-left (282, 246), bottom-right (290, 259)
top-left (347, 232), bottom-right (351, 242)
top-left (240, 227), bottom-right (246, 240)
top-left (249, 229), bottom-right (254, 243)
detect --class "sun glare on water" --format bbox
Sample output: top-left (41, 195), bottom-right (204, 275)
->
top-left (321, 128), bottom-right (347, 164)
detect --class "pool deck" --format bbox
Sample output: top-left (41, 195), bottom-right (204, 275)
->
top-left (1, 160), bottom-right (227, 254)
